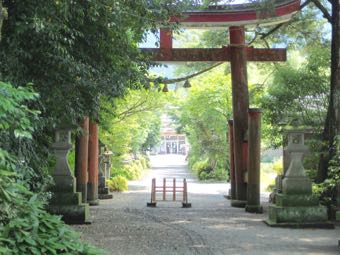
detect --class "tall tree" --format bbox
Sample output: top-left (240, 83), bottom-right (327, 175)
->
top-left (309, 0), bottom-right (339, 182)
top-left (0, 0), bottom-right (194, 186)
top-left (250, 1), bottom-right (338, 182)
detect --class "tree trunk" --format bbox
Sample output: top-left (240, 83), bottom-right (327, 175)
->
top-left (334, 0), bottom-right (340, 150)
top-left (0, 1), bottom-right (5, 40)
top-left (317, 0), bottom-right (340, 182)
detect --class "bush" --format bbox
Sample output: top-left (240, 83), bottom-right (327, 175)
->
top-left (107, 176), bottom-right (128, 192)
top-left (67, 149), bottom-right (76, 175)
top-left (272, 157), bottom-right (283, 175)
top-left (211, 166), bottom-right (227, 181)
top-left (0, 82), bottom-right (101, 254)
top-left (111, 166), bottom-right (131, 180)
top-left (111, 157), bottom-right (149, 181)
top-left (134, 160), bottom-right (144, 171)
top-left (191, 159), bottom-right (226, 181)
top-left (313, 148), bottom-right (340, 206)
top-left (192, 159), bottom-right (211, 175)
top-left (139, 156), bottom-right (149, 169)
top-left (192, 159), bottom-right (227, 181)
top-left (0, 168), bottom-right (102, 255)
top-left (260, 163), bottom-right (277, 192)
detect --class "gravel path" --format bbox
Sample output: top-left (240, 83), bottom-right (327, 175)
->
top-left (73, 155), bottom-right (340, 255)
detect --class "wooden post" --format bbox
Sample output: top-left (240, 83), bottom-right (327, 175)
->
top-left (246, 108), bottom-right (263, 213)
top-left (229, 26), bottom-right (249, 208)
top-left (173, 178), bottom-right (176, 201)
top-left (160, 28), bottom-right (173, 49)
top-left (75, 117), bottom-right (89, 203)
top-left (243, 140), bottom-right (249, 182)
top-left (228, 120), bottom-right (236, 200)
top-left (152, 178), bottom-right (156, 203)
top-left (163, 178), bottom-right (166, 201)
top-left (87, 120), bottom-right (99, 206)
top-left (182, 178), bottom-right (191, 208)
top-left (183, 179), bottom-right (187, 203)
top-left (147, 178), bottom-right (157, 207)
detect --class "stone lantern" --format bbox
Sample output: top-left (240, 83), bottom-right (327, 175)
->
top-left (282, 129), bottom-right (311, 195)
top-left (103, 149), bottom-right (113, 180)
top-left (98, 144), bottom-right (113, 199)
top-left (272, 128), bottom-right (312, 202)
top-left (266, 127), bottom-right (332, 228)
top-left (48, 128), bottom-right (90, 224)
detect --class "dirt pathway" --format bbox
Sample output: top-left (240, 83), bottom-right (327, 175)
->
top-left (73, 155), bottom-right (340, 255)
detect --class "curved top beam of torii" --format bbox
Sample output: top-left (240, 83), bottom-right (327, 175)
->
top-left (141, 0), bottom-right (301, 62)
top-left (170, 0), bottom-right (300, 28)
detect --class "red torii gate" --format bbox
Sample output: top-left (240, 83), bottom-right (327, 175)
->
top-left (141, 0), bottom-right (300, 211)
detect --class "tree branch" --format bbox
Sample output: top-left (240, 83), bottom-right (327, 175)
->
top-left (310, 0), bottom-right (332, 23)
top-left (249, 0), bottom-right (313, 45)
top-left (150, 62), bottom-right (224, 84)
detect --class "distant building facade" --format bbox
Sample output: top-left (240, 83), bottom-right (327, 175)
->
top-left (153, 114), bottom-right (188, 155)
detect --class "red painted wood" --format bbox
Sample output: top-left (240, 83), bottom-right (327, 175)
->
top-left (75, 117), bottom-right (89, 203)
top-left (88, 120), bottom-right (99, 204)
top-left (140, 47), bottom-right (286, 62)
top-left (229, 26), bottom-right (248, 205)
top-left (276, 0), bottom-right (301, 16)
top-left (242, 140), bottom-right (249, 183)
top-left (160, 28), bottom-right (173, 49)
top-left (169, 0), bottom-right (300, 27)
top-left (247, 109), bottom-right (262, 210)
top-left (228, 120), bottom-right (236, 200)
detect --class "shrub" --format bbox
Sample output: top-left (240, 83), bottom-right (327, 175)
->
top-left (192, 159), bottom-right (210, 175)
top-left (134, 160), bottom-right (144, 171)
top-left (192, 159), bottom-right (221, 180)
top-left (67, 149), bottom-right (76, 175)
top-left (260, 163), bottom-right (277, 192)
top-left (0, 82), bottom-right (101, 254)
top-left (313, 148), bottom-right (340, 206)
top-left (139, 156), bottom-right (149, 169)
top-left (111, 166), bottom-right (131, 180)
top-left (272, 157), bottom-right (283, 175)
top-left (107, 176), bottom-right (128, 192)
top-left (111, 157), bottom-right (149, 181)
top-left (0, 168), bottom-right (102, 255)
top-left (211, 166), bottom-right (228, 181)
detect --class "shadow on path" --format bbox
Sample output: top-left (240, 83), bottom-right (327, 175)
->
top-left (72, 154), bottom-right (340, 255)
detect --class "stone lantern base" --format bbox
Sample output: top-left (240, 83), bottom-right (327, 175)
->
top-left (98, 172), bottom-right (113, 199)
top-left (48, 177), bottom-right (90, 224)
top-left (265, 193), bottom-right (333, 228)
top-left (265, 177), bottom-right (333, 228)
top-left (265, 133), bottom-right (334, 228)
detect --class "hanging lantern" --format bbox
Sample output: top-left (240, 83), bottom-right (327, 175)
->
top-left (183, 80), bottom-right (191, 88)
top-left (162, 84), bottom-right (169, 93)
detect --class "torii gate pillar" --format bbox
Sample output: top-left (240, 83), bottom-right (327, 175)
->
top-left (229, 26), bottom-right (249, 207)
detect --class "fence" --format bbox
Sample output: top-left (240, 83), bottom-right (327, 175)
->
top-left (147, 178), bottom-right (191, 208)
